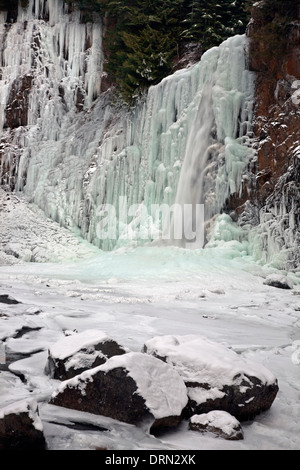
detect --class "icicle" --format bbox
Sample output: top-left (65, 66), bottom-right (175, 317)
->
top-left (0, 0), bottom-right (103, 195)
top-left (0, 2), bottom-right (255, 252)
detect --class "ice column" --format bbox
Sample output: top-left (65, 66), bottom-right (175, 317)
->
top-left (0, 2), bottom-right (254, 252)
top-left (0, 0), bottom-right (103, 191)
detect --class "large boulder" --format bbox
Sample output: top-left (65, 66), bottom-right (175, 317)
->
top-left (143, 335), bottom-right (279, 421)
top-left (0, 399), bottom-right (46, 450)
top-left (50, 351), bottom-right (188, 433)
top-left (45, 329), bottom-right (127, 380)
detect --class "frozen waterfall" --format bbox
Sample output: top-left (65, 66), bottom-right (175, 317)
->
top-left (0, 0), bottom-right (255, 251)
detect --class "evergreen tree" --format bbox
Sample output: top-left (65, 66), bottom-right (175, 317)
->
top-left (181, 0), bottom-right (248, 50)
top-left (65, 0), bottom-right (250, 103)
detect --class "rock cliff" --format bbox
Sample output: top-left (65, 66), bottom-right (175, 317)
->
top-left (227, 1), bottom-right (300, 269)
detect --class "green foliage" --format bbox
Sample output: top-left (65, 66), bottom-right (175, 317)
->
top-left (102, 0), bottom-right (183, 103)
top-left (181, 0), bottom-right (249, 51)
top-left (67, 0), bottom-right (251, 103)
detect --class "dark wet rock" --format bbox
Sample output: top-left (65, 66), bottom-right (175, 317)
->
top-left (50, 351), bottom-right (188, 433)
top-left (144, 335), bottom-right (279, 421)
top-left (45, 329), bottom-right (127, 380)
top-left (4, 75), bottom-right (33, 129)
top-left (0, 294), bottom-right (20, 304)
top-left (0, 399), bottom-right (47, 450)
top-left (263, 274), bottom-right (293, 290)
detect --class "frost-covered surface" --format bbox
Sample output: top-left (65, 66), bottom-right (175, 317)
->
top-left (0, 193), bottom-right (300, 450)
top-left (0, 188), bottom-right (99, 264)
top-left (144, 334), bottom-right (277, 390)
top-left (52, 352), bottom-right (188, 420)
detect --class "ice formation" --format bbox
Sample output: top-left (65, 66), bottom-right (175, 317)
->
top-left (0, 0), bottom-right (257, 253)
top-left (1, 0), bottom-right (298, 269)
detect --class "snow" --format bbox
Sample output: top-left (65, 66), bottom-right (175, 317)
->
top-left (48, 329), bottom-right (113, 361)
top-left (102, 352), bottom-right (188, 419)
top-left (144, 334), bottom-right (277, 389)
top-left (52, 351), bottom-right (188, 420)
top-left (291, 341), bottom-right (300, 365)
top-left (190, 410), bottom-right (242, 437)
top-left (0, 371), bottom-right (33, 405)
top-left (0, 398), bottom-right (44, 432)
top-left (0, 188), bottom-right (99, 264)
top-left (0, 191), bottom-right (299, 450)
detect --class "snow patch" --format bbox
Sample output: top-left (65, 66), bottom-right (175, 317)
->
top-left (48, 329), bottom-right (112, 361)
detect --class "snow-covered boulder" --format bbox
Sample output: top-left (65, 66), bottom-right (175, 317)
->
top-left (189, 410), bottom-right (243, 440)
top-left (50, 352), bottom-right (188, 433)
top-left (263, 273), bottom-right (293, 290)
top-left (0, 399), bottom-right (46, 450)
top-left (45, 329), bottom-right (127, 380)
top-left (143, 335), bottom-right (279, 421)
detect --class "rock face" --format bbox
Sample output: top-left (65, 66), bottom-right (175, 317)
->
top-left (189, 410), bottom-right (244, 440)
top-left (45, 329), bottom-right (127, 380)
top-left (50, 351), bottom-right (188, 433)
top-left (227, 1), bottom-right (300, 269)
top-left (0, 399), bottom-right (46, 450)
top-left (4, 75), bottom-right (33, 129)
top-left (143, 335), bottom-right (279, 421)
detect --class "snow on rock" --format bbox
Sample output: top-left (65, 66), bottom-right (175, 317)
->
top-left (143, 335), bottom-right (279, 420)
top-left (45, 329), bottom-right (127, 380)
top-left (50, 351), bottom-right (188, 432)
top-left (263, 274), bottom-right (293, 290)
top-left (189, 410), bottom-right (244, 440)
top-left (0, 371), bottom-right (33, 407)
top-left (0, 398), bottom-right (46, 450)
top-left (291, 340), bottom-right (300, 365)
